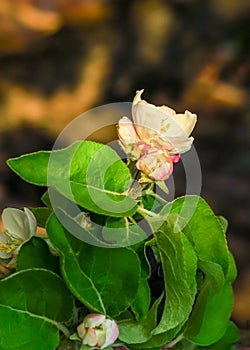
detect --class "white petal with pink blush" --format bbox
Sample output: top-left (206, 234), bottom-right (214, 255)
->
top-left (76, 314), bottom-right (119, 349)
top-left (132, 89), bottom-right (197, 154)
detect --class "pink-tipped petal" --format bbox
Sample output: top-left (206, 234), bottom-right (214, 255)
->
top-left (133, 141), bottom-right (151, 156)
top-left (102, 319), bottom-right (119, 348)
top-left (136, 149), bottom-right (173, 181)
top-left (83, 313), bottom-right (106, 328)
top-left (83, 328), bottom-right (98, 347)
top-left (171, 154), bottom-right (180, 163)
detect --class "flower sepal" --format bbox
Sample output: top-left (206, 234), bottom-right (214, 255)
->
top-left (155, 180), bottom-right (170, 195)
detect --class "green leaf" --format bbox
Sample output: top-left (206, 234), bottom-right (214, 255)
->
top-left (206, 321), bottom-right (239, 350)
top-left (186, 252), bottom-right (236, 346)
top-left (132, 241), bottom-right (151, 279)
top-left (53, 207), bottom-right (108, 247)
top-left (8, 141), bottom-right (138, 217)
top-left (49, 141), bottom-right (138, 217)
top-left (46, 187), bottom-right (81, 217)
top-left (0, 268), bottom-right (73, 322)
top-left (226, 252), bottom-right (237, 283)
top-left (7, 150), bottom-right (50, 186)
top-left (0, 306), bottom-right (59, 350)
top-left (184, 279), bottom-right (234, 346)
top-left (16, 236), bottom-right (60, 274)
top-left (29, 207), bottom-right (52, 227)
top-left (158, 196), bottom-right (230, 289)
top-left (135, 324), bottom-right (183, 348)
top-left (131, 278), bottom-right (151, 320)
top-left (65, 180), bottom-right (137, 217)
top-left (161, 322), bottom-right (239, 350)
top-left (198, 260), bottom-right (225, 292)
top-left (41, 190), bottom-right (52, 207)
top-left (103, 217), bottom-right (147, 247)
top-left (0, 268), bottom-right (74, 349)
top-left (217, 216), bottom-right (228, 233)
top-left (152, 216), bottom-right (197, 335)
top-left (46, 214), bottom-right (141, 317)
top-left (118, 294), bottom-right (163, 344)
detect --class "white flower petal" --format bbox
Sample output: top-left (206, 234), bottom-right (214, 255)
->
top-left (84, 314), bottom-right (106, 328)
top-left (24, 208), bottom-right (37, 239)
top-left (133, 89), bottom-right (144, 105)
top-left (155, 135), bottom-right (194, 154)
top-left (176, 110), bottom-right (197, 136)
top-left (77, 323), bottom-right (87, 339)
top-left (2, 208), bottom-right (36, 241)
top-left (132, 100), bottom-right (165, 141)
top-left (132, 90), bottom-right (197, 154)
top-left (2, 208), bottom-right (28, 240)
top-left (117, 117), bottom-right (138, 144)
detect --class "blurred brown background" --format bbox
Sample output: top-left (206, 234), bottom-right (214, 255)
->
top-left (0, 0), bottom-right (249, 345)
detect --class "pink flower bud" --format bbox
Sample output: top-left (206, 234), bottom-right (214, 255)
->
top-left (77, 314), bottom-right (119, 349)
top-left (136, 149), bottom-right (173, 181)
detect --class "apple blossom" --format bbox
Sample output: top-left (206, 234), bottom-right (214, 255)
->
top-left (77, 313), bottom-right (119, 349)
top-left (132, 89), bottom-right (197, 154)
top-left (0, 207), bottom-right (37, 260)
top-left (117, 90), bottom-right (197, 181)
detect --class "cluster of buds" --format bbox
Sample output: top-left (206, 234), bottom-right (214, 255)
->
top-left (72, 313), bottom-right (119, 349)
top-left (117, 90), bottom-right (197, 181)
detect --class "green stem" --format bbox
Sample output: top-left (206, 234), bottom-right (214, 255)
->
top-left (162, 334), bottom-right (184, 349)
top-left (57, 323), bottom-right (71, 339)
top-left (128, 216), bottom-right (137, 225)
top-left (137, 207), bottom-right (158, 217)
top-left (144, 189), bottom-right (168, 204)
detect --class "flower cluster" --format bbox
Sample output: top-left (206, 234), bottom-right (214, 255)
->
top-left (118, 90), bottom-right (197, 181)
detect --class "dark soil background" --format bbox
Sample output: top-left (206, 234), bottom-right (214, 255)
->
top-left (0, 0), bottom-right (249, 347)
